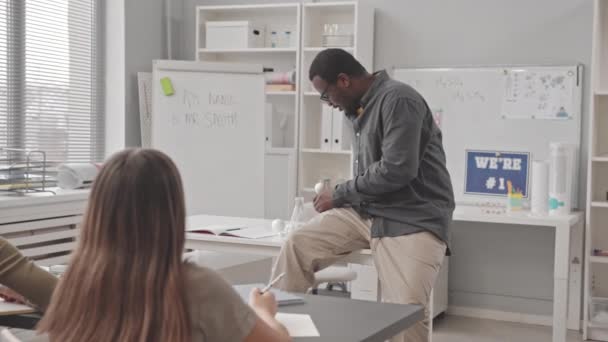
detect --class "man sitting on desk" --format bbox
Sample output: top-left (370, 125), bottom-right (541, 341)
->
top-left (271, 49), bottom-right (455, 342)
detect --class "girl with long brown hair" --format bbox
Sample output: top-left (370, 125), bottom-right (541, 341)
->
top-left (37, 149), bottom-right (289, 342)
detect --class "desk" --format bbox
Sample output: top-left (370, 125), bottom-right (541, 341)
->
top-left (281, 293), bottom-right (423, 342)
top-left (0, 313), bottom-right (40, 330)
top-left (185, 215), bottom-right (374, 265)
top-left (185, 206), bottom-right (584, 342)
top-left (0, 296), bottom-right (422, 342)
top-left (453, 206), bottom-right (584, 341)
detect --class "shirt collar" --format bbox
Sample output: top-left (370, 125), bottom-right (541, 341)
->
top-left (360, 70), bottom-right (389, 108)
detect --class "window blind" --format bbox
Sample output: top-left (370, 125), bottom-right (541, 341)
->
top-left (0, 0), bottom-right (104, 163)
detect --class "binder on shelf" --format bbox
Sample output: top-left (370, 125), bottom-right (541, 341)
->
top-left (321, 104), bottom-right (333, 151)
top-left (331, 109), bottom-right (344, 151)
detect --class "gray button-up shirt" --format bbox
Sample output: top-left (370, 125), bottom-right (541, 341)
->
top-left (332, 70), bottom-right (455, 245)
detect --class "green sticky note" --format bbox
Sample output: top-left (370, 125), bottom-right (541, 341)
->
top-left (160, 77), bottom-right (174, 96)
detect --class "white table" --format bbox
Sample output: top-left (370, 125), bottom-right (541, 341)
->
top-left (453, 206), bottom-right (584, 341)
top-left (185, 215), bottom-right (373, 266)
top-left (185, 206), bottom-right (584, 342)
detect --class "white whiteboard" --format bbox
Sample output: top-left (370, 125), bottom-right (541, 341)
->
top-left (393, 66), bottom-right (582, 206)
top-left (152, 60), bottom-right (265, 217)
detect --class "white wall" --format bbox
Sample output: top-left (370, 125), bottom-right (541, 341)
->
top-left (171, 0), bottom-right (593, 317)
top-left (107, 0), bottom-right (185, 148)
top-left (371, 0), bottom-right (592, 317)
top-left (374, 0), bottom-right (592, 317)
top-left (104, 0), bottom-right (125, 156)
top-left (124, 0), bottom-right (169, 147)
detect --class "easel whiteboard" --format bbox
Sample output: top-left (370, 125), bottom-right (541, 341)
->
top-left (137, 72), bottom-right (152, 148)
top-left (152, 60), bottom-right (265, 217)
top-left (393, 66), bottom-right (582, 206)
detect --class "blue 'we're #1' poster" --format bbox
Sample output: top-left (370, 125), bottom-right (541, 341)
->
top-left (464, 150), bottom-right (530, 198)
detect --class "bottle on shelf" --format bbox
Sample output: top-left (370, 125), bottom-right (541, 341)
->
top-left (270, 31), bottom-right (278, 48)
top-left (283, 30), bottom-right (293, 48)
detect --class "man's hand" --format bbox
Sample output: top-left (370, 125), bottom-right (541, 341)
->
top-left (313, 191), bottom-right (334, 213)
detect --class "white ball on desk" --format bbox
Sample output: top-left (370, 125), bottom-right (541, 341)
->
top-left (314, 182), bottom-right (324, 195)
top-left (271, 219), bottom-right (285, 234)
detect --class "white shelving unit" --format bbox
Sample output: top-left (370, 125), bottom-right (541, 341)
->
top-left (591, 256), bottom-right (608, 264)
top-left (303, 46), bottom-right (355, 52)
top-left (196, 3), bottom-right (300, 152)
top-left (266, 91), bottom-right (297, 96)
top-left (195, 3), bottom-right (300, 220)
top-left (198, 47), bottom-right (298, 54)
top-left (584, 1), bottom-right (608, 340)
top-left (194, 1), bottom-right (374, 216)
top-left (298, 1), bottom-right (374, 199)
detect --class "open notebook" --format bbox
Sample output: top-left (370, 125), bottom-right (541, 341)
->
top-left (186, 225), bottom-right (276, 239)
top-left (0, 299), bottom-right (36, 316)
top-left (233, 284), bottom-right (305, 306)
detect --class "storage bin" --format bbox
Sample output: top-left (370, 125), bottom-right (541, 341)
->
top-left (205, 21), bottom-right (264, 49)
top-left (322, 23), bottom-right (354, 47)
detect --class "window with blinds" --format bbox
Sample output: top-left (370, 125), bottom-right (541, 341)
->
top-left (0, 0), bottom-right (104, 163)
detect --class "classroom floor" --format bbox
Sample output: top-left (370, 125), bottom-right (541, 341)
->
top-left (433, 315), bottom-right (584, 342)
top-left (2, 315), bottom-right (587, 342)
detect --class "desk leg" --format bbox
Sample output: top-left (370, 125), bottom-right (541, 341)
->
top-left (567, 219), bottom-right (584, 330)
top-left (429, 288), bottom-right (435, 342)
top-left (553, 223), bottom-right (571, 342)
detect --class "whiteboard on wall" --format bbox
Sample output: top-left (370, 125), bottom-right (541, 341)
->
top-left (152, 60), bottom-right (265, 217)
top-left (393, 65), bottom-right (582, 206)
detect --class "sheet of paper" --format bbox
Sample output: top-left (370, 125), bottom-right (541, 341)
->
top-left (230, 227), bottom-right (276, 239)
top-left (185, 224), bottom-right (245, 233)
top-left (276, 313), bottom-right (320, 337)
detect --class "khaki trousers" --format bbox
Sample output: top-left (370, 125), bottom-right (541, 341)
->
top-left (271, 208), bottom-right (446, 342)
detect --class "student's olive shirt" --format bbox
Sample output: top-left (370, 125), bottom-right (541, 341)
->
top-left (28, 263), bottom-right (256, 342)
top-left (332, 70), bottom-right (455, 246)
top-left (185, 263), bottom-right (257, 341)
top-left (0, 237), bottom-right (57, 309)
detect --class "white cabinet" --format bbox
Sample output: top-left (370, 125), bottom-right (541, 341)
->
top-left (0, 189), bottom-right (88, 266)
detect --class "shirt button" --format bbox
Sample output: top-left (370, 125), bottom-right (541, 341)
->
top-left (356, 132), bottom-right (360, 137)
top-left (355, 159), bottom-right (359, 164)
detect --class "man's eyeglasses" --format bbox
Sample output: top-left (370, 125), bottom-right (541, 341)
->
top-left (320, 84), bottom-right (330, 102)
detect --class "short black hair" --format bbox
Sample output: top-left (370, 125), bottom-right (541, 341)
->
top-left (308, 48), bottom-right (367, 83)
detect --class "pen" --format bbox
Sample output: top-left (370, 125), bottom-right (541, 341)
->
top-left (226, 228), bottom-right (242, 231)
top-left (261, 272), bottom-right (285, 293)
